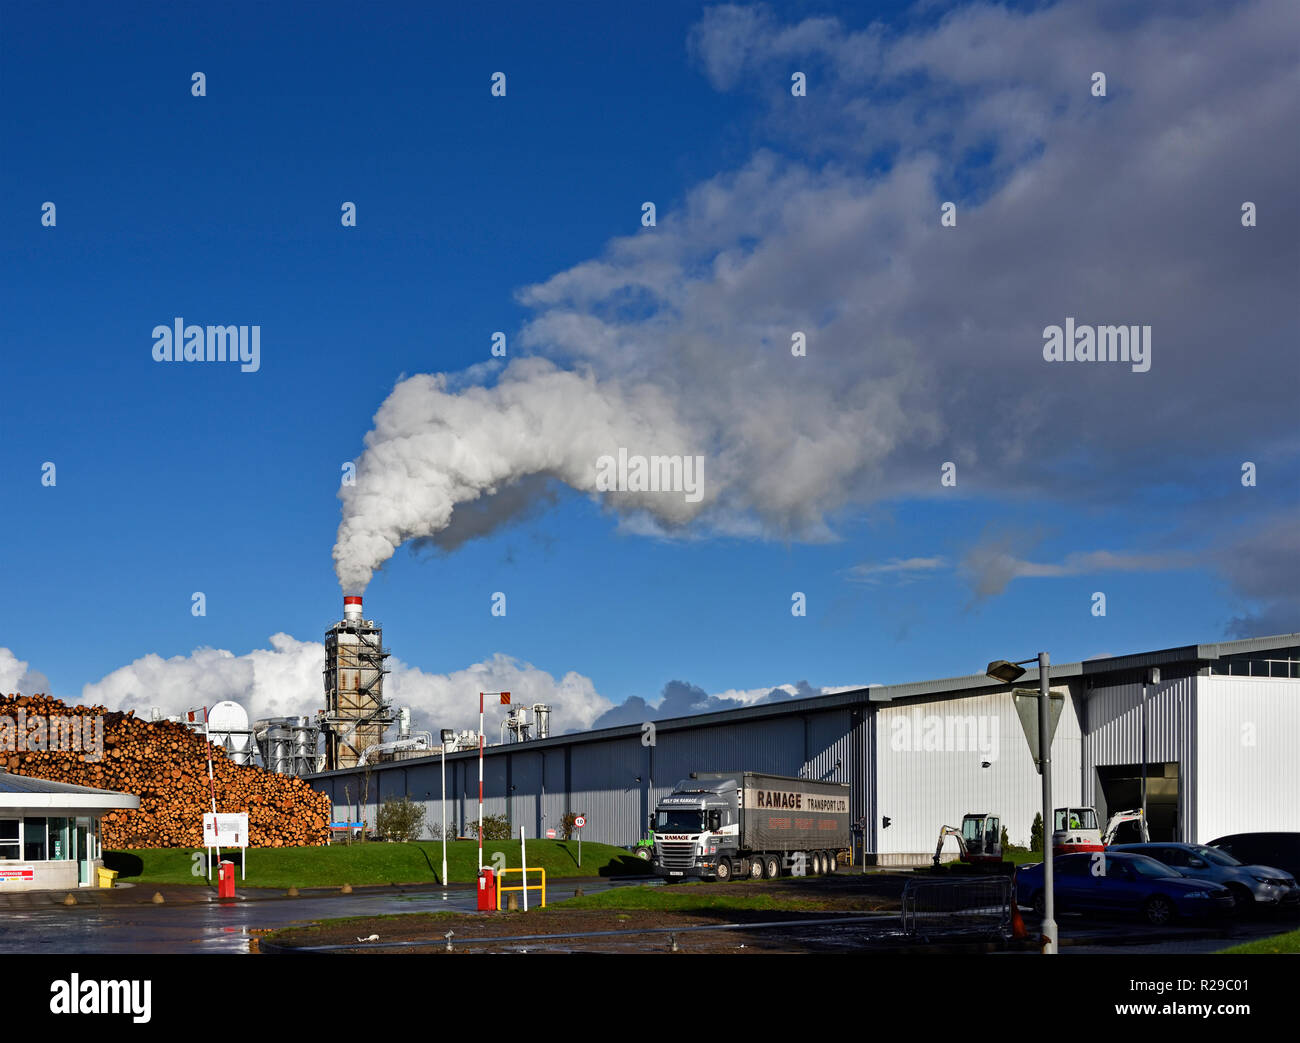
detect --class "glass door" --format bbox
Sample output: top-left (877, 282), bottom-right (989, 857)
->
top-left (76, 823), bottom-right (90, 885)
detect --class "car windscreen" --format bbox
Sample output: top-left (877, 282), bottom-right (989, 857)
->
top-left (1127, 855), bottom-right (1182, 878)
top-left (655, 810), bottom-right (704, 832)
top-left (1189, 844), bottom-right (1240, 867)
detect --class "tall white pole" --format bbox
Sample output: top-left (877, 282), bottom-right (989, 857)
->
top-left (441, 745), bottom-right (448, 887)
top-left (520, 825), bottom-right (529, 912)
top-left (202, 706), bottom-right (218, 881)
top-left (478, 691), bottom-right (484, 876)
top-left (202, 706), bottom-right (217, 814)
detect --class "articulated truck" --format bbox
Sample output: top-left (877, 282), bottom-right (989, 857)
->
top-left (652, 771), bottom-right (851, 881)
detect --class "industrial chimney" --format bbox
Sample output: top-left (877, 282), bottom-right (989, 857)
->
top-left (320, 594), bottom-right (394, 770)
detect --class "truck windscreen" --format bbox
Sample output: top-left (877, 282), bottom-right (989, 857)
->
top-left (656, 810), bottom-right (704, 832)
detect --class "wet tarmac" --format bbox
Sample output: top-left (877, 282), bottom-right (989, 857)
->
top-left (0, 877), bottom-right (649, 954)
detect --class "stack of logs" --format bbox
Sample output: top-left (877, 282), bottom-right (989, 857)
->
top-left (0, 693), bottom-right (329, 848)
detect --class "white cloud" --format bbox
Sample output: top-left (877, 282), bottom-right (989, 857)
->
top-left (847, 557), bottom-right (947, 583)
top-left (0, 648), bottom-right (50, 697)
top-left (71, 635), bottom-right (614, 738)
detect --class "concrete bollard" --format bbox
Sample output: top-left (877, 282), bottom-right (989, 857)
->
top-left (287, 886), bottom-right (299, 897)
top-left (506, 893), bottom-right (519, 911)
top-left (573, 886), bottom-right (584, 898)
top-left (340, 883), bottom-right (352, 894)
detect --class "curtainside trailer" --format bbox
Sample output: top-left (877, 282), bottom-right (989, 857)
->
top-left (652, 771), bottom-right (851, 881)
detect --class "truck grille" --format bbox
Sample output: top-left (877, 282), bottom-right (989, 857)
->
top-left (657, 841), bottom-right (697, 869)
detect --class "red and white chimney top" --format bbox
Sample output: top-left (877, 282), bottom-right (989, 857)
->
top-left (343, 595), bottom-right (363, 622)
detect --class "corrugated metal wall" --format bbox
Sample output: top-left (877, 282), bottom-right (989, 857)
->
top-left (1081, 675), bottom-right (1195, 838)
top-left (305, 664), bottom-right (1298, 856)
top-left (569, 736), bottom-right (644, 845)
top-left (1195, 675), bottom-right (1300, 840)
top-left (875, 688), bottom-right (1083, 859)
top-left (509, 750), bottom-right (544, 838)
top-left (314, 705), bottom-right (871, 849)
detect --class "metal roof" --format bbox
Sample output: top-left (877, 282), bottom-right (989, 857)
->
top-left (0, 770), bottom-right (139, 812)
top-left (306, 632), bottom-right (1300, 780)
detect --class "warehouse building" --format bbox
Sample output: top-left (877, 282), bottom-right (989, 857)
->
top-left (0, 770), bottom-right (139, 891)
top-left (306, 634), bottom-right (1300, 864)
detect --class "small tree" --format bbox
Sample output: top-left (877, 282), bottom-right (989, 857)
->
top-left (465, 813), bottom-right (511, 841)
top-left (1030, 812), bottom-right (1043, 853)
top-left (560, 812), bottom-right (580, 841)
top-left (999, 824), bottom-right (1010, 852)
top-left (376, 796), bottom-right (427, 842)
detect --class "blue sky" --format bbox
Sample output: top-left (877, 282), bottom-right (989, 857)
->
top-left (1, 1), bottom-right (1296, 734)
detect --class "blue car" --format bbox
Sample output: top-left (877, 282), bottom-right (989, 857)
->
top-left (1015, 851), bottom-right (1234, 926)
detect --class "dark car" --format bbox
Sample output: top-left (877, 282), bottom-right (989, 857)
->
top-left (1014, 851), bottom-right (1234, 926)
top-left (1113, 842), bottom-right (1299, 912)
top-left (1206, 833), bottom-right (1300, 885)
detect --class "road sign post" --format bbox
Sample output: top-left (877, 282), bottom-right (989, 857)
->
top-left (1011, 687), bottom-right (1064, 773)
top-left (574, 815), bottom-right (586, 867)
top-left (992, 653), bottom-right (1061, 954)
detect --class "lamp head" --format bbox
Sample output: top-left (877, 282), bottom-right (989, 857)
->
top-left (986, 659), bottom-right (1026, 684)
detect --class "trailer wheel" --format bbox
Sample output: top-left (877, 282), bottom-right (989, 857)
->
top-left (715, 857), bottom-right (733, 882)
top-left (748, 854), bottom-right (764, 879)
top-left (825, 850), bottom-right (837, 874)
top-left (763, 854), bottom-right (781, 879)
top-left (809, 851), bottom-right (823, 875)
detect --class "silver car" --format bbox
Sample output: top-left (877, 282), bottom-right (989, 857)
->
top-left (1112, 842), bottom-right (1299, 912)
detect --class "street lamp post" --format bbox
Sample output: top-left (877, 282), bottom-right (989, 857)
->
top-left (439, 728), bottom-right (454, 887)
top-left (986, 652), bottom-right (1058, 954)
top-left (1036, 652), bottom-right (1057, 955)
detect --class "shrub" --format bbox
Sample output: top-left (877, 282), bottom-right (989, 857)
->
top-left (465, 813), bottom-right (511, 841)
top-left (375, 797), bottom-right (427, 842)
top-left (560, 812), bottom-right (580, 841)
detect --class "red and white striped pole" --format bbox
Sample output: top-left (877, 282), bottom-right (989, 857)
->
top-left (202, 706), bottom-right (217, 814)
top-left (202, 706), bottom-right (218, 879)
top-left (478, 691), bottom-right (484, 876)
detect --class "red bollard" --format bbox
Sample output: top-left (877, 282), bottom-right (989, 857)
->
top-left (218, 860), bottom-right (236, 899)
top-left (476, 868), bottom-right (496, 911)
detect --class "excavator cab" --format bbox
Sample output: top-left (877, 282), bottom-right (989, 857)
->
top-left (963, 814), bottom-right (1001, 860)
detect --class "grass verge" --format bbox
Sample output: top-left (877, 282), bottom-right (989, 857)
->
top-left (103, 839), bottom-right (648, 887)
top-left (1218, 928), bottom-right (1300, 954)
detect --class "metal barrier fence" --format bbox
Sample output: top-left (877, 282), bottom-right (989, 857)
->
top-left (496, 867), bottom-right (547, 910)
top-left (900, 876), bottom-right (1012, 940)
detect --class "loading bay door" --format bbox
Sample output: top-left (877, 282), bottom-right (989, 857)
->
top-left (1095, 763), bottom-right (1181, 842)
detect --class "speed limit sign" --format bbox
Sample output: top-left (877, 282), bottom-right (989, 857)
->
top-left (573, 815), bottom-right (587, 867)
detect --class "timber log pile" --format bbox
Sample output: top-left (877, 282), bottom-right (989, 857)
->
top-left (0, 693), bottom-right (329, 848)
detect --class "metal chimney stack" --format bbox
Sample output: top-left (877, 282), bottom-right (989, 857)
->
top-left (320, 594), bottom-right (393, 770)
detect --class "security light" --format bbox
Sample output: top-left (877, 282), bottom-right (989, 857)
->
top-left (985, 659), bottom-right (1026, 684)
